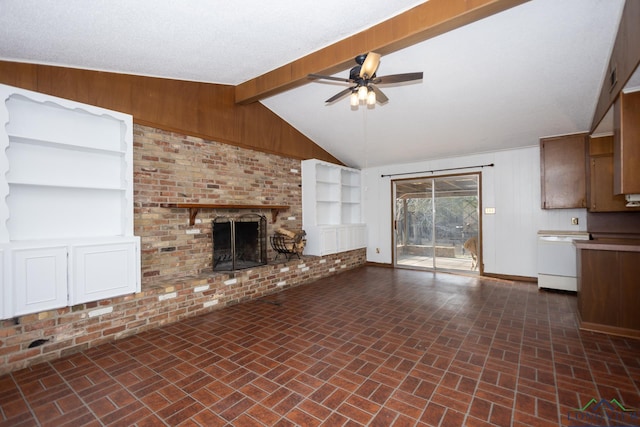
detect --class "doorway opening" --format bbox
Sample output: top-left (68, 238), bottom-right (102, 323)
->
top-left (393, 173), bottom-right (480, 273)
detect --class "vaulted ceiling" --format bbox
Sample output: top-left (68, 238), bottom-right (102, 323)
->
top-left (0, 0), bottom-right (627, 168)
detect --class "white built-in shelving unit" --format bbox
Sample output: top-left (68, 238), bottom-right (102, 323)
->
top-left (0, 84), bottom-right (140, 319)
top-left (301, 159), bottom-right (366, 256)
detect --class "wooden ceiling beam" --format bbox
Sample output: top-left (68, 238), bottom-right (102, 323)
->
top-left (235, 0), bottom-right (529, 104)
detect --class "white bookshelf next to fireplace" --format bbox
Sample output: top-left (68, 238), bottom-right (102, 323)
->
top-left (301, 159), bottom-right (366, 256)
top-left (0, 84), bottom-right (140, 319)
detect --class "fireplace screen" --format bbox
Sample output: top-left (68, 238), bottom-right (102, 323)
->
top-left (212, 214), bottom-right (267, 271)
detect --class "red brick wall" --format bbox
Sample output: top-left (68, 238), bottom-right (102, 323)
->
top-left (0, 125), bottom-right (366, 376)
top-left (134, 125), bottom-right (305, 281)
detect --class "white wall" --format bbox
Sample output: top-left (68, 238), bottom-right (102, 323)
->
top-left (362, 145), bottom-right (587, 278)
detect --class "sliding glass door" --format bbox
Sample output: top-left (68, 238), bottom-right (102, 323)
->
top-left (393, 174), bottom-right (480, 272)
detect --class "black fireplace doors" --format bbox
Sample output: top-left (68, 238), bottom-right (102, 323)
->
top-left (212, 214), bottom-right (267, 271)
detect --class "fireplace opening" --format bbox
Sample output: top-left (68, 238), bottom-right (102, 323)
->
top-left (212, 214), bottom-right (267, 271)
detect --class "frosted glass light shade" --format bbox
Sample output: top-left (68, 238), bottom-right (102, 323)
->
top-left (350, 92), bottom-right (358, 106)
top-left (367, 90), bottom-right (376, 105)
top-left (357, 86), bottom-right (368, 101)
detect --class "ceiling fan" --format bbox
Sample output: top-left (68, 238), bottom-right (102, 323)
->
top-left (308, 52), bottom-right (423, 106)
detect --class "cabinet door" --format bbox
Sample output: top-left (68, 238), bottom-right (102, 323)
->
top-left (614, 91), bottom-right (640, 194)
top-left (319, 227), bottom-right (338, 255)
top-left (352, 224), bottom-right (367, 249)
top-left (69, 241), bottom-right (138, 305)
top-left (578, 249), bottom-right (620, 327)
top-left (619, 251), bottom-right (640, 330)
top-left (540, 133), bottom-right (587, 209)
top-left (0, 249), bottom-right (6, 319)
top-left (337, 226), bottom-right (350, 252)
top-left (12, 246), bottom-right (68, 316)
top-left (339, 224), bottom-right (367, 251)
top-left (589, 155), bottom-right (631, 211)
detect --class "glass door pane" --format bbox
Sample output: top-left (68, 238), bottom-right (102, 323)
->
top-left (394, 174), bottom-right (479, 272)
top-left (433, 175), bottom-right (479, 271)
top-left (394, 179), bottom-right (434, 269)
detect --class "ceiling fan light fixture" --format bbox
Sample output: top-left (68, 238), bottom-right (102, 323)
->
top-left (350, 91), bottom-right (359, 107)
top-left (366, 88), bottom-right (376, 105)
top-left (357, 85), bottom-right (368, 101)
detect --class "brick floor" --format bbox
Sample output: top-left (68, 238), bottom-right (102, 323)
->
top-left (1, 266), bottom-right (639, 426)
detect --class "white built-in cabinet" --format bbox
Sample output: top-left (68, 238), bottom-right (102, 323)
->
top-left (1, 249), bottom-right (7, 319)
top-left (10, 244), bottom-right (67, 316)
top-left (0, 84), bottom-right (140, 319)
top-left (69, 239), bottom-right (139, 304)
top-left (301, 159), bottom-right (366, 256)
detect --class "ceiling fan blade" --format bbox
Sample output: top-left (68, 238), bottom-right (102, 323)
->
top-left (373, 72), bottom-right (423, 85)
top-left (359, 52), bottom-right (381, 79)
top-left (325, 87), bottom-right (356, 103)
top-left (371, 85), bottom-right (389, 104)
top-left (308, 73), bottom-right (352, 83)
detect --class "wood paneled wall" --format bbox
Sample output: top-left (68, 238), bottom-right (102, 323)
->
top-left (0, 61), bottom-right (341, 164)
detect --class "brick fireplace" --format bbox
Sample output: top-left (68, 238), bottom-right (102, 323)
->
top-left (0, 124), bottom-right (367, 375)
top-left (134, 125), bottom-right (304, 281)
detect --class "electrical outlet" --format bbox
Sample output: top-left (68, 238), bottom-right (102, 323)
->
top-left (571, 217), bottom-right (579, 225)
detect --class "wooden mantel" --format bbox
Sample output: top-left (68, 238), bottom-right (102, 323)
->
top-left (160, 203), bottom-right (290, 225)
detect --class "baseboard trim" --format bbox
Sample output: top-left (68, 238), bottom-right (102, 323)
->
top-left (482, 273), bottom-right (537, 283)
top-left (365, 261), bottom-right (394, 268)
top-left (579, 320), bottom-right (640, 339)
top-left (365, 263), bottom-right (537, 283)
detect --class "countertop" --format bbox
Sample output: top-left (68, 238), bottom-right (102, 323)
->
top-left (537, 230), bottom-right (590, 236)
top-left (574, 239), bottom-right (640, 252)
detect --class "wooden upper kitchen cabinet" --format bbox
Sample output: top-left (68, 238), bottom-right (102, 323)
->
top-left (540, 133), bottom-right (588, 209)
top-left (588, 135), bottom-right (640, 212)
top-left (614, 90), bottom-right (640, 195)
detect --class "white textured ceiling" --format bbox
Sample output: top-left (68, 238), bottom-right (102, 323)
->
top-left (0, 0), bottom-right (627, 169)
top-left (0, 0), bottom-right (425, 85)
